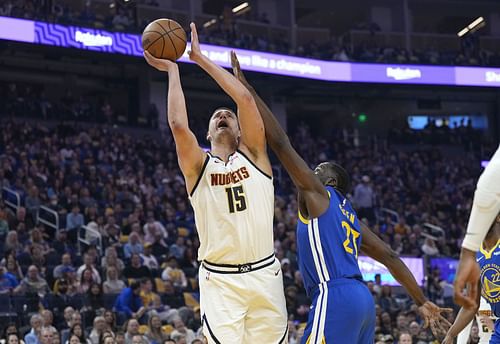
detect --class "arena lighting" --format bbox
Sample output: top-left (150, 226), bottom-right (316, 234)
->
top-left (2, 17), bottom-right (500, 87)
top-left (232, 2), bottom-right (249, 14)
top-left (457, 16), bottom-right (485, 37)
top-left (203, 18), bottom-right (217, 28)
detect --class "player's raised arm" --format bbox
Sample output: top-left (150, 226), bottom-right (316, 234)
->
top-left (231, 51), bottom-right (328, 218)
top-left (359, 221), bottom-right (452, 337)
top-left (143, 52), bottom-right (205, 192)
top-left (187, 23), bottom-right (265, 158)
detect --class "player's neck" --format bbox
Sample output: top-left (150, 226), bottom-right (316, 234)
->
top-left (210, 143), bottom-right (238, 163)
top-left (483, 227), bottom-right (500, 250)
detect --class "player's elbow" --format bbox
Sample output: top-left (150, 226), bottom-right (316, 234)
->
top-left (168, 118), bottom-right (188, 132)
top-left (237, 90), bottom-right (255, 108)
top-left (271, 136), bottom-right (292, 153)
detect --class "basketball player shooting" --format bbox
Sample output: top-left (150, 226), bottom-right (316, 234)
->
top-left (231, 51), bottom-right (452, 343)
top-left (144, 23), bottom-right (288, 343)
top-left (454, 146), bottom-right (500, 310)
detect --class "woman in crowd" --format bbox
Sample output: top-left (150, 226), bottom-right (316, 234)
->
top-left (145, 315), bottom-right (169, 344)
top-left (78, 268), bottom-right (95, 294)
top-left (102, 266), bottom-right (126, 294)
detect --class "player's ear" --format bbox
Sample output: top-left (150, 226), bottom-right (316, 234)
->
top-left (206, 131), bottom-right (211, 142)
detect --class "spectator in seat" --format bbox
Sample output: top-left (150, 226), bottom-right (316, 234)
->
top-left (103, 265), bottom-right (126, 294)
top-left (103, 310), bottom-right (117, 333)
top-left (123, 319), bottom-right (142, 344)
top-left (41, 310), bottom-right (57, 336)
top-left (81, 283), bottom-right (105, 324)
top-left (76, 253), bottom-right (101, 284)
top-left (53, 253), bottom-right (75, 280)
top-left (139, 242), bottom-right (158, 272)
top-left (148, 293), bottom-right (179, 324)
top-left (77, 268), bottom-right (95, 294)
top-left (161, 257), bottom-right (187, 290)
top-left (114, 281), bottom-right (145, 322)
top-left (65, 324), bottom-right (90, 344)
top-left (88, 316), bottom-right (106, 344)
top-left (145, 314), bottom-right (170, 344)
top-left (123, 254), bottom-right (151, 280)
top-left (66, 205), bottom-right (84, 237)
top-left (14, 265), bottom-right (49, 297)
top-left (61, 313), bottom-right (83, 344)
top-left (101, 247), bottom-right (125, 276)
top-left (0, 264), bottom-right (18, 294)
top-left (353, 175), bottom-right (375, 223)
top-left (169, 318), bottom-right (195, 344)
top-left (123, 233), bottom-right (143, 259)
top-left (39, 328), bottom-right (55, 344)
top-left (4, 231), bottom-right (23, 256)
top-left (24, 314), bottom-right (43, 344)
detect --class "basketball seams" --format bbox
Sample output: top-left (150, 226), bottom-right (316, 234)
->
top-left (143, 31), bottom-right (164, 50)
top-left (169, 29), bottom-right (187, 44)
top-left (156, 21), bottom-right (179, 59)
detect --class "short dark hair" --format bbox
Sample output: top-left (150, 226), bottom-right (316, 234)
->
top-left (130, 281), bottom-right (141, 291)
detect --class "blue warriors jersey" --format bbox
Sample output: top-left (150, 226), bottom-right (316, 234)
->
top-left (297, 186), bottom-right (375, 344)
top-left (297, 186), bottom-right (364, 295)
top-left (477, 240), bottom-right (500, 318)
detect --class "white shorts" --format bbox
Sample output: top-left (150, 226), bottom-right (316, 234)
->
top-left (199, 256), bottom-right (288, 344)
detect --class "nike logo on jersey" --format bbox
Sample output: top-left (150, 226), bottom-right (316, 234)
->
top-left (275, 270), bottom-right (280, 276)
top-left (478, 256), bottom-right (485, 262)
top-left (494, 251), bottom-right (500, 256)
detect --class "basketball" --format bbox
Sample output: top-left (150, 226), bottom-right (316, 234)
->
top-left (142, 19), bottom-right (187, 61)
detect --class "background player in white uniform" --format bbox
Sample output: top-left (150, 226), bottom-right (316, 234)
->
top-left (144, 23), bottom-right (287, 344)
top-left (446, 297), bottom-right (495, 344)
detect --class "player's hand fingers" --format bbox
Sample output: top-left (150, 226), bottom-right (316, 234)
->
top-left (440, 308), bottom-right (454, 314)
top-left (422, 315), bottom-right (429, 329)
top-left (143, 51), bottom-right (160, 68)
top-left (231, 51), bottom-right (238, 72)
top-left (438, 315), bottom-right (452, 327)
top-left (190, 22), bottom-right (198, 45)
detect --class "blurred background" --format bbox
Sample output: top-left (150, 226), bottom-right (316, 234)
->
top-left (0, 0), bottom-right (499, 343)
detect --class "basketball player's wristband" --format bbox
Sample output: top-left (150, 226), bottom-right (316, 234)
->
top-left (462, 149), bottom-right (500, 252)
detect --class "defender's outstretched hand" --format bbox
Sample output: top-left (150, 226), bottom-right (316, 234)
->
top-left (418, 301), bottom-right (453, 338)
top-left (454, 248), bottom-right (480, 310)
top-left (143, 50), bottom-right (176, 72)
top-left (188, 22), bottom-right (202, 63)
top-left (230, 51), bottom-right (251, 89)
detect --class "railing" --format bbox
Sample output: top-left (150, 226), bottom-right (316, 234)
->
top-left (2, 187), bottom-right (21, 212)
top-left (78, 225), bottom-right (103, 256)
top-left (37, 205), bottom-right (60, 235)
top-left (422, 222), bottom-right (445, 239)
top-left (376, 207), bottom-right (400, 225)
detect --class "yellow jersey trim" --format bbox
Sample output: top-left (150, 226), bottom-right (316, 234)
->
top-left (298, 210), bottom-right (309, 224)
top-left (480, 239), bottom-right (500, 259)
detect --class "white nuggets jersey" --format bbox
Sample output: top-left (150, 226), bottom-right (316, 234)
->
top-left (189, 150), bottom-right (274, 264)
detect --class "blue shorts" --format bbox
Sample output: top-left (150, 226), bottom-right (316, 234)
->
top-left (302, 278), bottom-right (375, 344)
